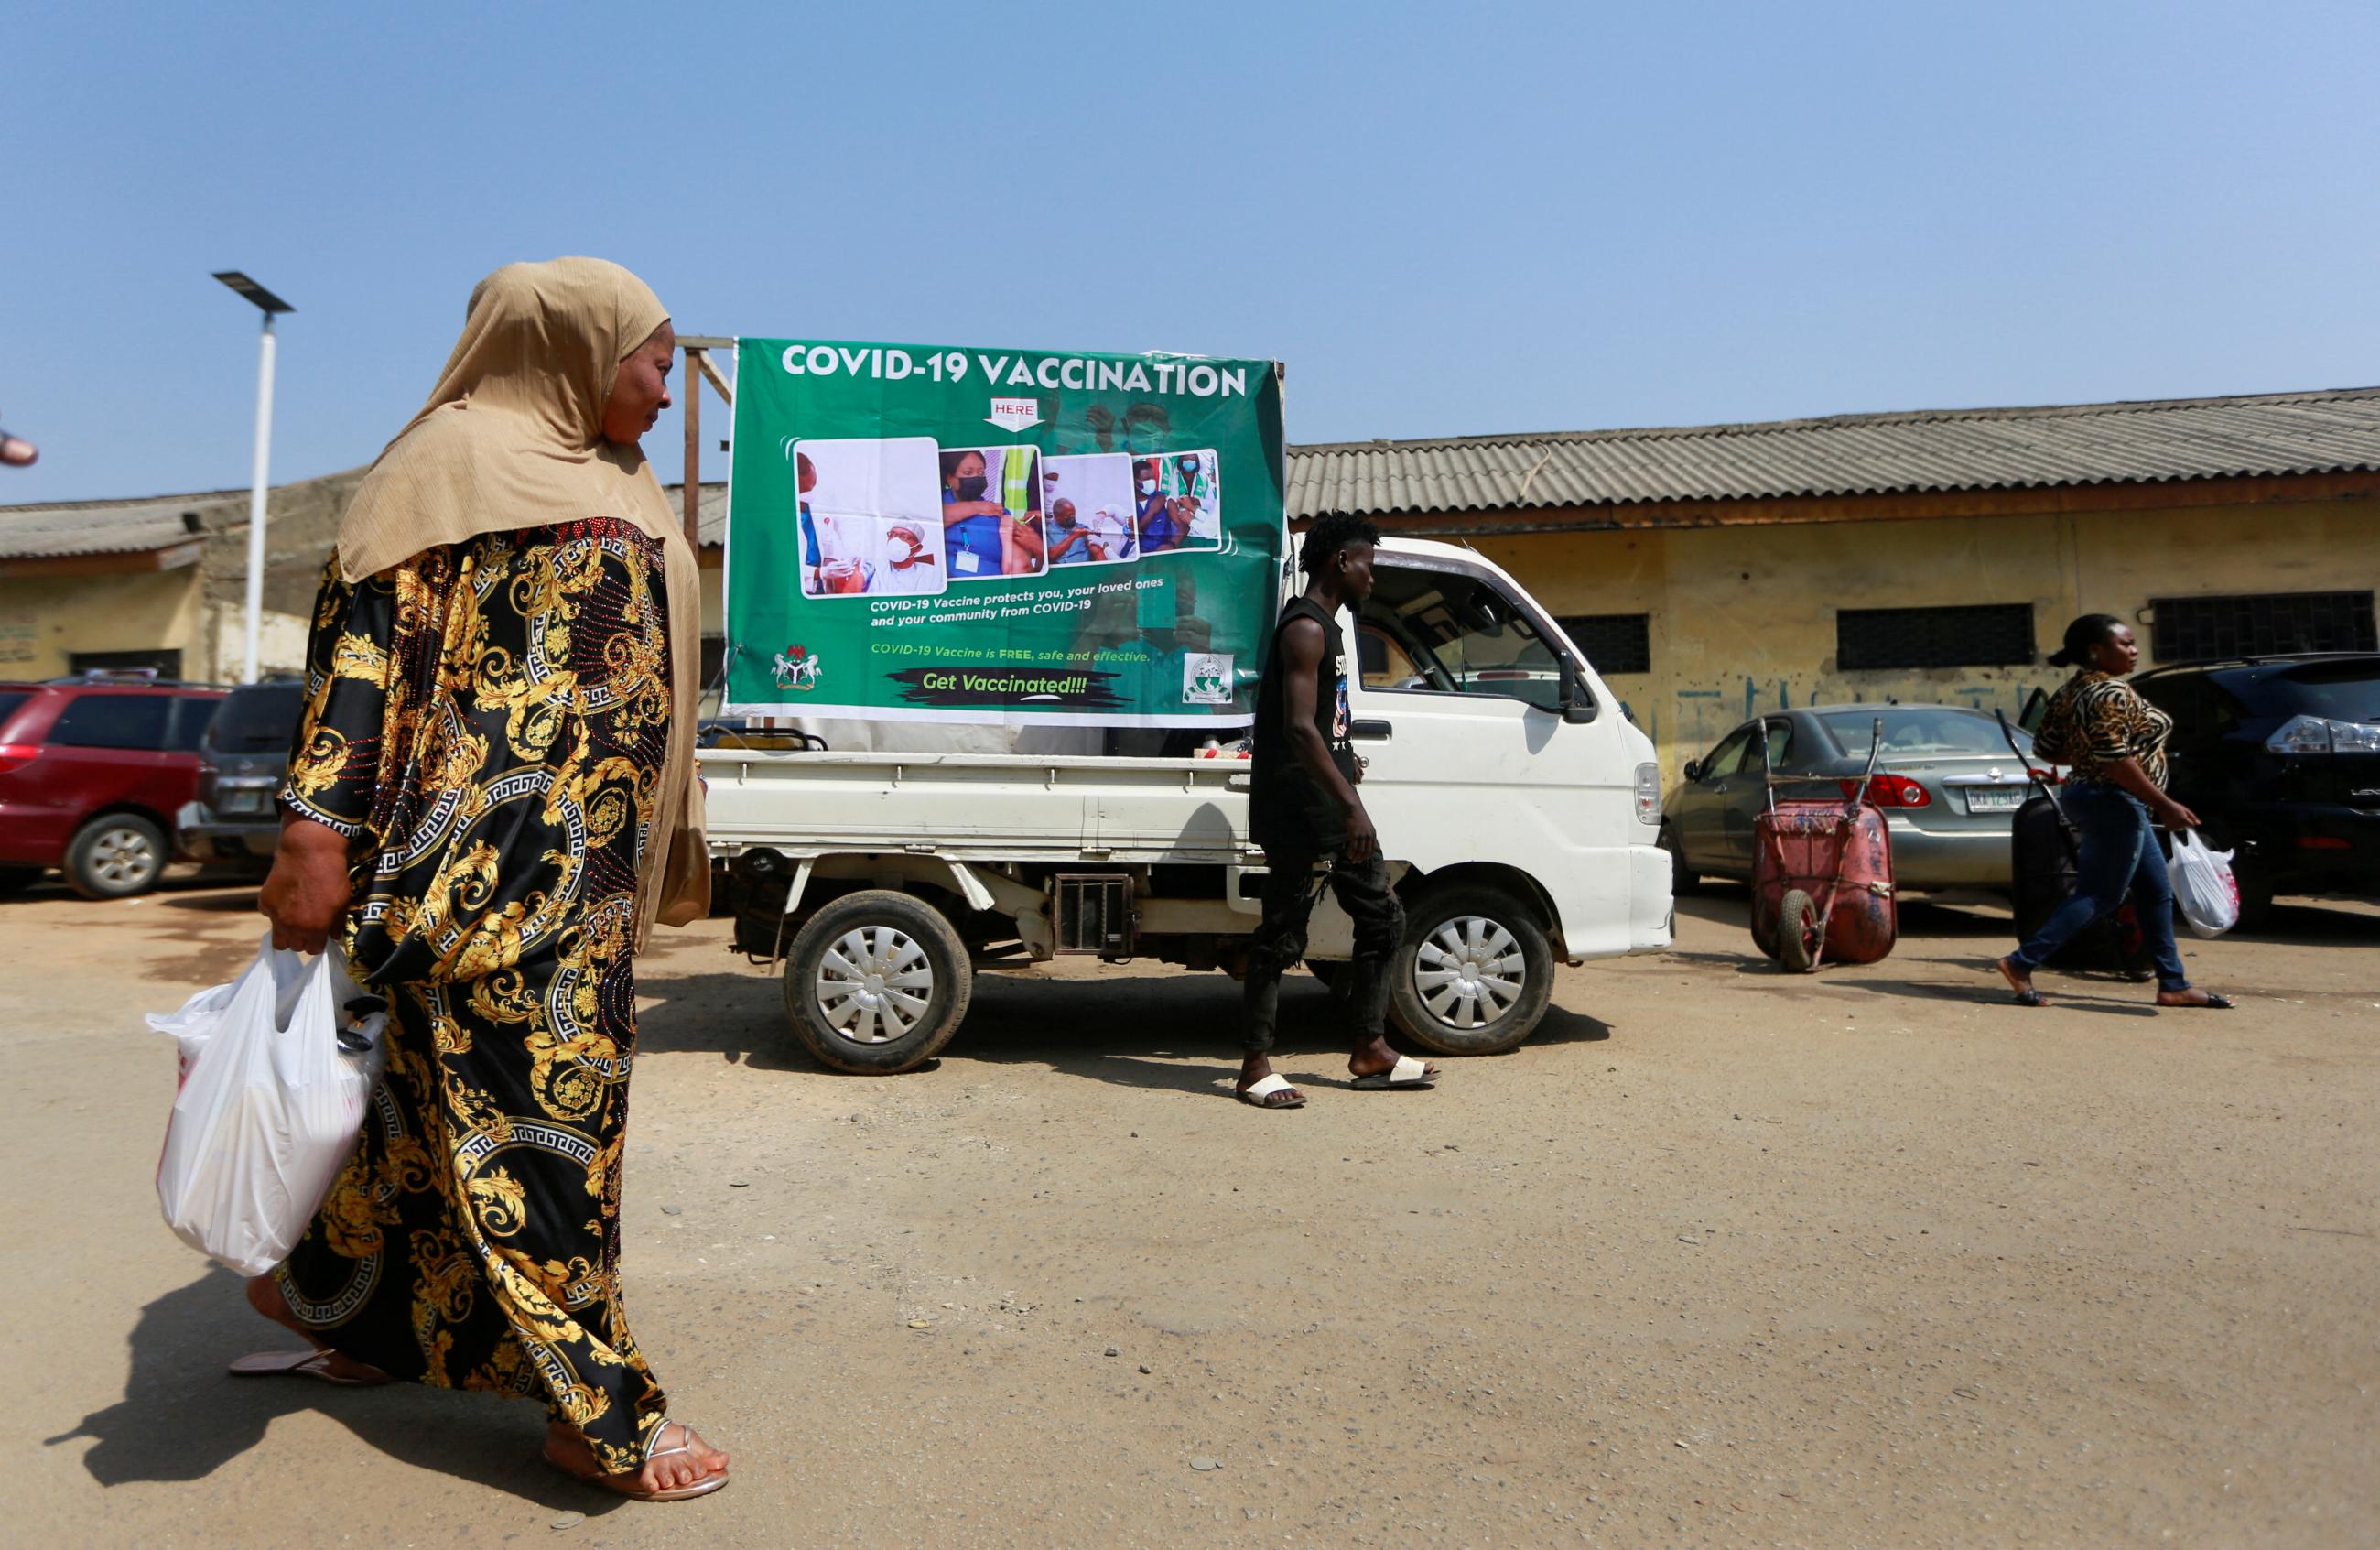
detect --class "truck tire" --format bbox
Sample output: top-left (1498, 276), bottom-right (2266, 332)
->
top-left (1388, 885), bottom-right (1554, 1057)
top-left (66, 813), bottom-right (167, 900)
top-left (1777, 888), bottom-right (1819, 973)
top-left (782, 890), bottom-right (972, 1074)
top-left (1658, 822), bottom-right (1702, 894)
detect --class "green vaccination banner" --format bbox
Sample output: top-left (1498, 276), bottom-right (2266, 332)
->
top-left (722, 338), bottom-right (1285, 726)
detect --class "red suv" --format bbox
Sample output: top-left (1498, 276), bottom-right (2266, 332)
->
top-left (0, 676), bottom-right (228, 898)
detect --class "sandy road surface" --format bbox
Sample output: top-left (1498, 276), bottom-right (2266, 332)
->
top-left (6, 875), bottom-right (2377, 1549)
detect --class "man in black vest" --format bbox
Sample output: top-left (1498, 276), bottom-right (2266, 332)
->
top-left (1237, 515), bottom-right (1440, 1108)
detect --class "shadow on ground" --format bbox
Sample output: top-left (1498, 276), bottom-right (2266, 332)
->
top-left (637, 964), bottom-right (1609, 1092)
top-left (42, 1266), bottom-right (616, 1514)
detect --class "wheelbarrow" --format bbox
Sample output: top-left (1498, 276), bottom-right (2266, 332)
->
top-left (1748, 716), bottom-right (1898, 972)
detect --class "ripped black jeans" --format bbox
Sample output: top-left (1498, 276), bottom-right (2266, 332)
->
top-left (1241, 839), bottom-right (1406, 1054)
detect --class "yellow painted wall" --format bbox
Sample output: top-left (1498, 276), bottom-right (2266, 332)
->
top-left (0, 569), bottom-right (205, 680)
top-left (1472, 493), bottom-right (2380, 784)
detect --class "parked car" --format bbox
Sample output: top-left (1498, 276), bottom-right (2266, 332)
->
top-left (2128, 653), bottom-right (2380, 927)
top-left (178, 678), bottom-right (308, 876)
top-left (1661, 703), bottom-right (2045, 893)
top-left (0, 675), bottom-right (227, 897)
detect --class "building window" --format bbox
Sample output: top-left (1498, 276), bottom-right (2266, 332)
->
top-left (2148, 591), bottom-right (2376, 662)
top-left (1556, 613), bottom-right (1651, 675)
top-left (1835, 603), bottom-right (2033, 671)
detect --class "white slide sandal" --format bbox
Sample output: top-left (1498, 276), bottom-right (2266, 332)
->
top-left (1350, 1054), bottom-right (1438, 1090)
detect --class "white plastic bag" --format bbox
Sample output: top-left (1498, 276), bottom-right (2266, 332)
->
top-left (2169, 829), bottom-right (2240, 939)
top-left (150, 935), bottom-right (387, 1276)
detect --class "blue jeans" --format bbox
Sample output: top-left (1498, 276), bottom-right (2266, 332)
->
top-left (2011, 782), bottom-right (2190, 992)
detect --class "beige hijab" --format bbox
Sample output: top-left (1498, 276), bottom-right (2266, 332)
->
top-left (337, 256), bottom-right (708, 947)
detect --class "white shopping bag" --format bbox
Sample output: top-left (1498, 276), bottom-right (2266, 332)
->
top-left (2168, 829), bottom-right (2240, 939)
top-left (150, 935), bottom-right (387, 1276)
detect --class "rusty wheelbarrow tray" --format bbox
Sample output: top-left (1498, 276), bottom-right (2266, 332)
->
top-left (1748, 716), bottom-right (1898, 972)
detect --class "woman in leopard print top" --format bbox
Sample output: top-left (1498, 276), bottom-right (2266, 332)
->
top-left (1996, 614), bottom-right (2232, 1011)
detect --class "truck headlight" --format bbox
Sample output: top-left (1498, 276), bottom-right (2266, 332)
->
top-left (1634, 762), bottom-right (1661, 827)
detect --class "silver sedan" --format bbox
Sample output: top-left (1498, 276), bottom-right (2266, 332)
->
top-left (1660, 704), bottom-right (2048, 892)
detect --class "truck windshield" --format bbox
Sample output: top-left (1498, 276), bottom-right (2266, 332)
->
top-left (1362, 562), bottom-right (1566, 713)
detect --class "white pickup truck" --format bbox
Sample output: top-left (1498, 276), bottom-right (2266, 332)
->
top-left (700, 537), bottom-right (1673, 1073)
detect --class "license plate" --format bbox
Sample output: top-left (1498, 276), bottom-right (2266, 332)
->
top-left (220, 789), bottom-right (269, 816)
top-left (1963, 786), bottom-right (2025, 814)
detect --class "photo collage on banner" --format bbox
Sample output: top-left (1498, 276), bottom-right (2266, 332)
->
top-left (795, 441), bottom-right (1223, 594)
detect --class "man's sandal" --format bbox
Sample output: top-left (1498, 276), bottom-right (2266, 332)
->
top-left (1238, 1073), bottom-right (1305, 1109)
top-left (2160, 992), bottom-right (2234, 1009)
top-left (1350, 1053), bottom-right (1438, 1090)
top-left (2010, 990), bottom-right (2048, 1008)
top-left (545, 1422), bottom-right (729, 1502)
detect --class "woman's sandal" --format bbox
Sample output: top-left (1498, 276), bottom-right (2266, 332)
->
top-left (2159, 992), bottom-right (2234, 1010)
top-left (545, 1422), bottom-right (730, 1502)
top-left (227, 1349), bottom-right (390, 1386)
top-left (1995, 957), bottom-right (2046, 1007)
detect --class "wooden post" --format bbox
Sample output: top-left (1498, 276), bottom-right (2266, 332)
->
top-left (682, 346), bottom-right (703, 550)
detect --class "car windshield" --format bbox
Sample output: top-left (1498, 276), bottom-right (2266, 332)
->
top-left (1820, 708), bottom-right (2027, 756)
top-left (207, 683), bottom-right (306, 752)
top-left (2246, 661), bottom-right (2380, 721)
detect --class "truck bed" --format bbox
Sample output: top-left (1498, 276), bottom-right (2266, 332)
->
top-left (698, 748), bottom-right (1257, 865)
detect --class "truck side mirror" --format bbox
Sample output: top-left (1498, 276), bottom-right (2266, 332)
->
top-left (1556, 656), bottom-right (1596, 723)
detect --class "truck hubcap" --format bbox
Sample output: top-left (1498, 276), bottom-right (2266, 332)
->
top-left (816, 926), bottom-right (933, 1045)
top-left (92, 829), bottom-right (158, 887)
top-left (1413, 916), bottom-right (1523, 1030)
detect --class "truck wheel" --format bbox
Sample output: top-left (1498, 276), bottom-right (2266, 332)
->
top-left (782, 890), bottom-right (972, 1074)
top-left (1658, 822), bottom-right (1702, 894)
top-left (1389, 886), bottom-right (1554, 1057)
top-left (66, 814), bottom-right (167, 900)
top-left (1777, 888), bottom-right (1819, 973)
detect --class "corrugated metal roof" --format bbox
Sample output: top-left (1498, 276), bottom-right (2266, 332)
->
top-left (0, 489), bottom-right (244, 561)
top-left (1287, 386), bottom-right (2380, 519)
top-left (16, 386), bottom-right (2375, 556)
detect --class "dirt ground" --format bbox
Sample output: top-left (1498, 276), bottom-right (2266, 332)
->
top-left (6, 871), bottom-right (2376, 1549)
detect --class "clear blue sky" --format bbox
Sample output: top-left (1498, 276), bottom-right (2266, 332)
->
top-left (5, 0), bottom-right (2377, 504)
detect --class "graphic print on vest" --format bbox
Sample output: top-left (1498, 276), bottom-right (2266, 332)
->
top-left (1331, 651), bottom-right (1350, 739)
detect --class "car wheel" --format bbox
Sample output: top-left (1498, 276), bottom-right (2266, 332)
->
top-left (1777, 888), bottom-right (1820, 973)
top-left (1658, 822), bottom-right (1702, 894)
top-left (1388, 885), bottom-right (1554, 1057)
top-left (66, 814), bottom-right (167, 899)
top-left (782, 890), bottom-right (972, 1074)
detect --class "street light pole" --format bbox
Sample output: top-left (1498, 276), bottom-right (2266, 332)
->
top-left (212, 271), bottom-right (294, 684)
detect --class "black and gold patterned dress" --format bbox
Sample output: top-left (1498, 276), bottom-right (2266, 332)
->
top-left (273, 517), bottom-right (676, 1473)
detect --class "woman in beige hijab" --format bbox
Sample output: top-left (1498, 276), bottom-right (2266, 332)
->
top-left (243, 257), bottom-right (728, 1501)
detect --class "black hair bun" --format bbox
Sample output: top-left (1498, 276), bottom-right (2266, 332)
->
top-left (2046, 647), bottom-right (2077, 667)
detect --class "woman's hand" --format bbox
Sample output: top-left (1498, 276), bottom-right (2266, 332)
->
top-left (258, 814), bottom-right (352, 954)
top-left (2154, 795), bottom-right (2202, 830)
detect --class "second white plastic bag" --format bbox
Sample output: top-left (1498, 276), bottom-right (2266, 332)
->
top-left (2168, 829), bottom-right (2240, 939)
top-left (150, 935), bottom-right (386, 1277)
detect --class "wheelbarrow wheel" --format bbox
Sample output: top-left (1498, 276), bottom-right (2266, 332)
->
top-left (1777, 888), bottom-right (1820, 973)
